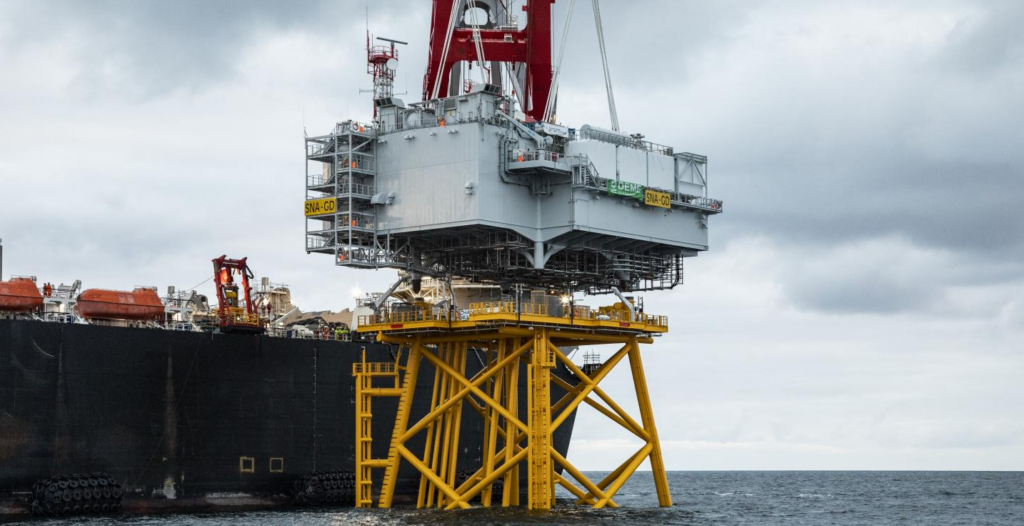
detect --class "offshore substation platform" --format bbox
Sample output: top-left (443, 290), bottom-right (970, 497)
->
top-left (304, 0), bottom-right (722, 511)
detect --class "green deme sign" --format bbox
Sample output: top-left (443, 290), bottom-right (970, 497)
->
top-left (607, 180), bottom-right (644, 200)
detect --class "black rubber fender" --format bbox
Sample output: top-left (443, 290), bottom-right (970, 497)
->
top-left (293, 469), bottom-right (356, 507)
top-left (31, 472), bottom-right (124, 517)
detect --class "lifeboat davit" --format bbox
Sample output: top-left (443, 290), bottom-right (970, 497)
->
top-left (76, 288), bottom-right (165, 321)
top-left (0, 278), bottom-right (43, 312)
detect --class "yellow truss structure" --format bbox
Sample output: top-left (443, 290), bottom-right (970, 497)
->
top-left (353, 304), bottom-right (672, 510)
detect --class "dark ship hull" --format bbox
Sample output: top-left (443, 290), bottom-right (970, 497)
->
top-left (0, 319), bottom-right (577, 517)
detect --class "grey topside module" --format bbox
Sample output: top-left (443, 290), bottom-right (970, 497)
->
top-left (305, 84), bottom-right (722, 293)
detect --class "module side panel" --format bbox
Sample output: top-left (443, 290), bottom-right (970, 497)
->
top-left (616, 146), bottom-right (647, 186)
top-left (535, 183), bottom-right (574, 241)
top-left (563, 189), bottom-right (710, 249)
top-left (471, 129), bottom-right (540, 235)
top-left (566, 140), bottom-right (617, 180)
top-left (375, 123), bottom-right (483, 232)
top-left (377, 123), bottom-right (547, 240)
top-left (647, 152), bottom-right (675, 190)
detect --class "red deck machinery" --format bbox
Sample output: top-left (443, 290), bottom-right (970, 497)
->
top-left (423, 0), bottom-right (553, 121)
top-left (212, 255), bottom-right (263, 333)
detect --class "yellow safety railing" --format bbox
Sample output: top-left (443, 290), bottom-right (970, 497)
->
top-left (640, 314), bottom-right (669, 327)
top-left (359, 301), bottom-right (668, 329)
top-left (467, 301), bottom-right (549, 317)
top-left (358, 307), bottom-right (455, 327)
top-left (219, 311), bottom-right (262, 326)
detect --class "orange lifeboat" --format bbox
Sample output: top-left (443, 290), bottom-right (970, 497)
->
top-left (76, 288), bottom-right (165, 321)
top-left (0, 278), bottom-right (43, 312)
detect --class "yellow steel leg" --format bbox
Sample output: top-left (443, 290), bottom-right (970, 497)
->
top-left (628, 338), bottom-right (672, 506)
top-left (504, 338), bottom-right (521, 507)
top-left (425, 343), bottom-right (450, 507)
top-left (442, 343), bottom-right (468, 506)
top-left (436, 344), bottom-right (457, 507)
top-left (417, 346), bottom-right (444, 508)
top-left (528, 330), bottom-right (554, 510)
top-left (481, 340), bottom-right (504, 506)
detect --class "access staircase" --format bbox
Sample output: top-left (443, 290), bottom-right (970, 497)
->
top-left (305, 121), bottom-right (382, 267)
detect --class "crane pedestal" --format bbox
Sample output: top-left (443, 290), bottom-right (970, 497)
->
top-left (353, 302), bottom-right (673, 510)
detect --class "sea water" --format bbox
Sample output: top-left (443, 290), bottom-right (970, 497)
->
top-left (20, 471), bottom-right (1024, 526)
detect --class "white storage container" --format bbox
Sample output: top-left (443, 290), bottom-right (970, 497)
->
top-left (566, 140), bottom-right (617, 179)
top-left (647, 152), bottom-right (675, 190)
top-left (616, 146), bottom-right (647, 186)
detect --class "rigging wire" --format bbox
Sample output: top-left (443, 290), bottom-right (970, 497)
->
top-left (591, 0), bottom-right (620, 131)
top-left (543, 0), bottom-right (579, 123)
top-left (466, 0), bottom-right (490, 85)
top-left (431, 0), bottom-right (463, 99)
top-left (184, 275), bottom-right (212, 292)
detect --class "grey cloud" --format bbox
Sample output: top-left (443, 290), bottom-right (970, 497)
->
top-left (938, 1), bottom-right (1024, 76)
top-left (553, 0), bottom-right (753, 89)
top-left (0, 1), bottom-right (419, 100)
top-left (726, 158), bottom-right (1024, 258)
top-left (786, 270), bottom-right (940, 315)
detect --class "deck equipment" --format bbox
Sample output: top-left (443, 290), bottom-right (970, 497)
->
top-left (212, 255), bottom-right (263, 333)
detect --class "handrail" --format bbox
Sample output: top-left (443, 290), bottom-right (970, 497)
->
top-left (358, 306), bottom-right (455, 327)
top-left (218, 311), bottom-right (262, 327)
top-left (571, 168), bottom-right (723, 213)
top-left (576, 127), bottom-right (674, 156)
top-left (508, 150), bottom-right (567, 164)
top-left (358, 300), bottom-right (668, 329)
top-left (338, 183), bottom-right (375, 196)
top-left (353, 361), bottom-right (397, 375)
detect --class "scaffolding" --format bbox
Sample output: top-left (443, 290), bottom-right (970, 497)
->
top-left (352, 300), bottom-right (671, 510)
top-left (305, 121), bottom-right (385, 267)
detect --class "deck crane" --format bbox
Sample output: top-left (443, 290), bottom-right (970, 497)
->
top-left (211, 255), bottom-right (263, 333)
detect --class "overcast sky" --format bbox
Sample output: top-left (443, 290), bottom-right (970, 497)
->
top-left (1, 0), bottom-right (1022, 471)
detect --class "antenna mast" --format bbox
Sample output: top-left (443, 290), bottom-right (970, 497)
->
top-left (366, 34), bottom-right (407, 114)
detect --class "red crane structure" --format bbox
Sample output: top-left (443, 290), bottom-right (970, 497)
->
top-left (212, 255), bottom-right (263, 333)
top-left (423, 0), bottom-right (553, 121)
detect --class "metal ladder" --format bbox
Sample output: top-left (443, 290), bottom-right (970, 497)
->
top-left (352, 349), bottom-right (402, 507)
top-left (528, 330), bottom-right (555, 509)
